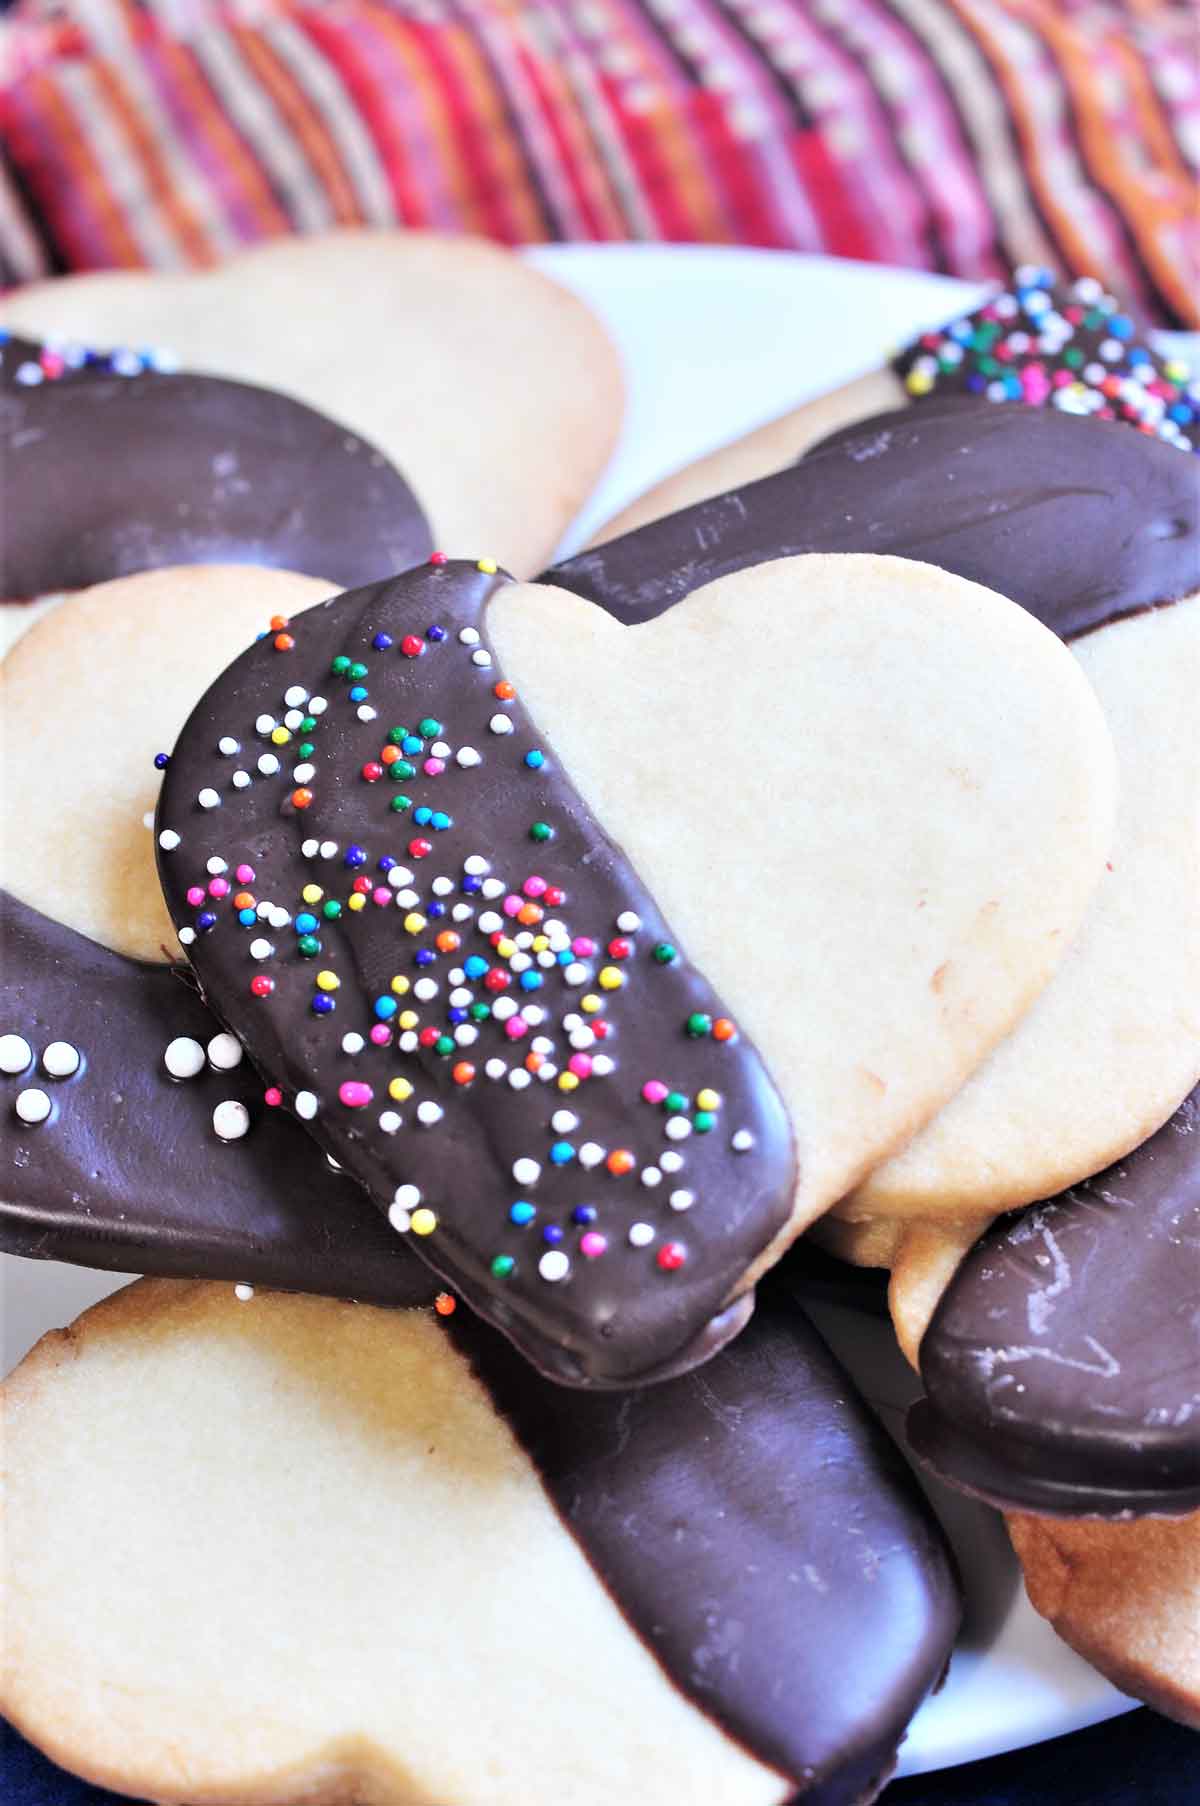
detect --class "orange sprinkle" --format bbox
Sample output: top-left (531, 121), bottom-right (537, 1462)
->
top-left (434, 1293), bottom-right (457, 1317)
top-left (517, 903), bottom-right (543, 927)
top-left (381, 744), bottom-right (403, 765)
top-left (291, 787), bottom-right (314, 810)
top-left (233, 890), bottom-right (255, 911)
top-left (269, 614), bottom-right (289, 632)
top-left (452, 1061), bottom-right (476, 1086)
top-left (493, 680), bottom-right (516, 700)
top-left (525, 1051), bottom-right (544, 1073)
top-left (713, 1018), bottom-right (737, 1042)
top-left (607, 1149), bottom-right (635, 1176)
top-left (274, 632), bottom-right (295, 652)
top-left (435, 930), bottom-right (461, 954)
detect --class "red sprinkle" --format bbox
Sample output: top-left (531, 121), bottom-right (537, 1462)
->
top-left (400, 634), bottom-right (425, 658)
top-left (657, 1241), bottom-right (687, 1271)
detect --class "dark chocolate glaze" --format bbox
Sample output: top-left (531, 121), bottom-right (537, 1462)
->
top-left (155, 559), bottom-right (796, 1387)
top-left (451, 1280), bottom-right (960, 1801)
top-left (0, 333), bottom-right (433, 598)
top-left (909, 1085), bottom-right (1200, 1518)
top-left (547, 402), bottom-right (1200, 640)
top-left (0, 889), bottom-right (436, 1308)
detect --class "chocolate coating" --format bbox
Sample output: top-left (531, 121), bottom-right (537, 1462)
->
top-left (156, 559), bottom-right (796, 1387)
top-left (0, 333), bottom-right (432, 597)
top-left (548, 403), bottom-right (1199, 639)
top-left (0, 889), bottom-right (436, 1308)
top-left (909, 1085), bottom-right (1200, 1517)
top-left (452, 1280), bottom-right (960, 1799)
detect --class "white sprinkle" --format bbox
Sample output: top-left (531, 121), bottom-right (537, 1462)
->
top-left (212, 1100), bottom-right (250, 1141)
top-left (464, 855), bottom-right (490, 876)
top-left (234, 1283), bottom-right (255, 1302)
top-left (509, 952), bottom-right (531, 974)
top-left (319, 840), bottom-right (338, 860)
top-left (257, 754), bottom-right (280, 777)
top-left (268, 907), bottom-right (291, 931)
top-left (158, 829), bottom-right (181, 852)
top-left (591, 1054), bottom-right (615, 1077)
top-left (513, 1156), bottom-right (541, 1185)
top-left (399, 1032), bottom-right (419, 1053)
top-left (413, 978), bottom-right (439, 1002)
top-left (489, 713), bottom-right (514, 736)
top-left (417, 1101), bottom-right (444, 1126)
top-left (308, 697), bottom-right (328, 716)
top-left (514, 932), bottom-right (534, 950)
top-left (327, 1155), bottom-right (343, 1173)
top-left (342, 1032), bottom-right (365, 1055)
top-left (449, 986), bottom-right (472, 1007)
top-left (284, 710), bottom-right (304, 731)
top-left (249, 939), bottom-right (274, 962)
top-left (629, 1223), bottom-right (655, 1248)
top-left (164, 1036), bottom-right (206, 1080)
top-left (357, 705), bottom-right (377, 723)
top-left (256, 901), bottom-right (274, 921)
top-left (394, 1183), bottom-right (421, 1210)
top-left (431, 741), bottom-right (451, 758)
top-left (388, 1205), bottom-right (412, 1234)
top-left (207, 1032), bottom-right (243, 1071)
top-left (539, 1250), bottom-right (570, 1282)
top-left (432, 877), bottom-right (455, 897)
top-left (531, 1036), bottom-right (554, 1055)
top-left (206, 856), bottom-right (228, 876)
top-left (388, 866), bottom-right (415, 888)
top-left (255, 714), bottom-right (276, 735)
top-left (537, 1063), bottom-right (557, 1082)
top-left (481, 879), bottom-right (505, 900)
top-left (42, 1041), bottom-right (80, 1079)
top-left (731, 1129), bottom-right (755, 1152)
top-left (295, 1091), bottom-right (318, 1120)
top-left (472, 649), bottom-right (493, 668)
top-left (301, 838), bottom-right (320, 858)
top-left (665, 1117), bottom-right (692, 1142)
top-left (292, 763), bottom-right (315, 784)
top-left (232, 771), bottom-right (251, 790)
top-left (284, 685), bottom-right (308, 707)
top-left (569, 1027), bottom-right (595, 1051)
top-left (536, 951), bottom-right (557, 969)
top-left (660, 1151), bottom-right (684, 1174)
top-left (478, 911), bottom-right (503, 935)
top-left (379, 1111), bottom-right (402, 1134)
top-left (0, 1035), bottom-right (33, 1075)
top-left (485, 1059), bottom-right (507, 1080)
top-left (15, 1087), bottom-right (51, 1125)
top-left (456, 747), bottom-right (481, 768)
top-left (178, 927), bottom-right (196, 947)
top-left (454, 1025), bottom-right (479, 1047)
top-left (395, 888), bottom-right (419, 909)
top-left (492, 997), bottom-right (517, 1022)
top-left (669, 1189), bottom-right (695, 1212)
top-left (551, 1110), bottom-right (579, 1134)
top-left (579, 1142), bottom-right (605, 1169)
top-left (564, 962), bottom-right (589, 986)
top-left (641, 1166), bottom-right (662, 1188)
top-left (616, 911), bottom-right (641, 933)
top-left (458, 626), bottom-right (480, 645)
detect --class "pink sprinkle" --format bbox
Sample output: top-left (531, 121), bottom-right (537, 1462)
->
top-left (339, 1081), bottom-right (374, 1108)
top-left (423, 757), bottom-right (445, 776)
top-left (568, 1053), bottom-right (593, 1079)
top-left (642, 1080), bottom-right (669, 1104)
top-left (371, 887), bottom-right (391, 907)
top-left (235, 864), bottom-right (255, 883)
top-left (369, 1024), bottom-right (391, 1046)
top-left (186, 886), bottom-right (205, 908)
top-left (208, 877), bottom-right (230, 899)
top-left (522, 876), bottom-right (547, 898)
top-left (503, 894), bottom-right (522, 917)
top-left (1052, 369), bottom-right (1074, 389)
top-left (264, 1087), bottom-right (283, 1108)
top-left (571, 937), bottom-right (597, 958)
top-left (504, 1015), bottom-right (529, 1040)
top-left (580, 1232), bottom-right (607, 1259)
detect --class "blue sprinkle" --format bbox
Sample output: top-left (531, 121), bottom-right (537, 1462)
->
top-left (344, 845), bottom-right (367, 868)
top-left (462, 874), bottom-right (483, 895)
top-left (374, 996), bottom-right (399, 1021)
top-left (431, 812), bottom-right (452, 832)
top-left (378, 854), bottom-right (397, 872)
top-left (571, 1204), bottom-right (597, 1226)
top-left (153, 752), bottom-right (170, 770)
top-left (542, 1225), bottom-right (564, 1246)
top-left (402, 735), bottom-right (424, 756)
top-left (510, 1201), bottom-right (536, 1227)
top-left (295, 913), bottom-right (318, 934)
top-left (427, 624), bottom-right (447, 643)
top-left (349, 685), bottom-right (368, 703)
top-left (465, 955), bottom-right (489, 980)
top-left (197, 912), bottom-right (217, 932)
top-left (238, 908), bottom-right (256, 927)
top-left (413, 806), bottom-right (433, 827)
top-left (427, 901), bottom-right (446, 920)
top-left (519, 971), bottom-right (543, 992)
top-left (311, 994), bottom-right (335, 1016)
top-left (448, 1007), bottom-right (468, 1026)
top-left (372, 632), bottom-right (393, 651)
top-left (549, 1140), bottom-right (575, 1166)
top-left (414, 949), bottom-right (436, 968)
top-left (524, 750), bottom-right (545, 771)
top-left (1108, 315), bottom-right (1134, 340)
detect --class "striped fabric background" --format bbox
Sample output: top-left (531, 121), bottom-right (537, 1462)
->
top-left (1, 0), bottom-right (1197, 324)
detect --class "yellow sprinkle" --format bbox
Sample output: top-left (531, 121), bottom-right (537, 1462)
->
top-left (580, 993), bottom-right (602, 1014)
top-left (598, 965), bottom-right (624, 991)
top-left (403, 912), bottom-right (427, 935)
top-left (532, 935), bottom-right (549, 953)
top-left (696, 1087), bottom-right (721, 1112)
top-left (301, 884), bottom-right (323, 905)
top-left (390, 974), bottom-right (410, 995)
top-left (315, 970), bottom-right (339, 992)
top-left (389, 1077), bottom-right (414, 1103)
top-left (496, 937), bottom-right (517, 960)
top-left (905, 369), bottom-right (934, 397)
top-left (557, 1072), bottom-right (580, 1092)
top-left (270, 726), bottom-right (291, 745)
top-left (347, 893), bottom-right (366, 912)
top-left (411, 1207), bottom-right (438, 1236)
top-left (476, 556), bottom-right (498, 574)
top-left (399, 1010), bottom-right (419, 1031)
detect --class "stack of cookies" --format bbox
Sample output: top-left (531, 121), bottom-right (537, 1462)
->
top-left (1, 241), bottom-right (1196, 1804)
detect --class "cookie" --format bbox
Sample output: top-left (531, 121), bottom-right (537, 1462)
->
top-left (0, 1279), bottom-right (961, 1806)
top-left (1007, 1510), bottom-right (1199, 1730)
top-left (1, 330), bottom-right (432, 614)
top-left (2, 566), bottom-right (336, 962)
top-left (2, 230), bottom-right (623, 577)
top-left (154, 551), bottom-right (1112, 1383)
top-left (590, 270), bottom-right (1197, 543)
top-left (903, 1082), bottom-right (1200, 1518)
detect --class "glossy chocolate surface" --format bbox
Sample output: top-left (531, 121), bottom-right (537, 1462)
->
top-left (548, 403), bottom-right (1199, 639)
top-left (452, 1278), bottom-right (960, 1800)
top-left (909, 1086), bottom-right (1200, 1517)
top-left (155, 559), bottom-right (796, 1387)
top-left (1, 332), bottom-right (432, 597)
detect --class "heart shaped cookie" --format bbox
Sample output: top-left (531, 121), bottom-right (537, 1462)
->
top-left (155, 552), bottom-right (1113, 1383)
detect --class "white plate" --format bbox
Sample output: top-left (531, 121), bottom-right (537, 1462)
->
top-left (1, 245), bottom-right (1143, 1785)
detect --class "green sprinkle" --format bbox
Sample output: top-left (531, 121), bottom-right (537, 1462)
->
top-left (390, 760), bottom-right (416, 781)
top-left (418, 717), bottom-right (442, 737)
top-left (652, 942), bottom-right (677, 965)
top-left (435, 1034), bottom-right (455, 1057)
top-left (529, 821), bottom-right (554, 844)
top-left (389, 794), bottom-right (413, 814)
top-left (348, 661), bottom-right (368, 680)
top-left (491, 1254), bottom-right (516, 1279)
top-left (297, 934), bottom-right (321, 958)
top-left (469, 1001), bottom-right (492, 1023)
top-left (685, 1012), bottom-right (712, 1038)
top-left (298, 741), bottom-right (315, 760)
top-left (330, 655), bottom-right (351, 676)
top-left (693, 1111), bottom-right (716, 1134)
top-left (321, 901), bottom-right (342, 921)
top-left (665, 1091), bottom-right (689, 1115)
top-left (1064, 347), bottom-right (1085, 369)
top-left (387, 726), bottom-right (409, 745)
top-left (300, 717), bottom-right (317, 734)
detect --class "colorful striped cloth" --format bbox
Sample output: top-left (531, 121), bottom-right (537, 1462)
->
top-left (1, 0), bottom-right (1197, 325)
